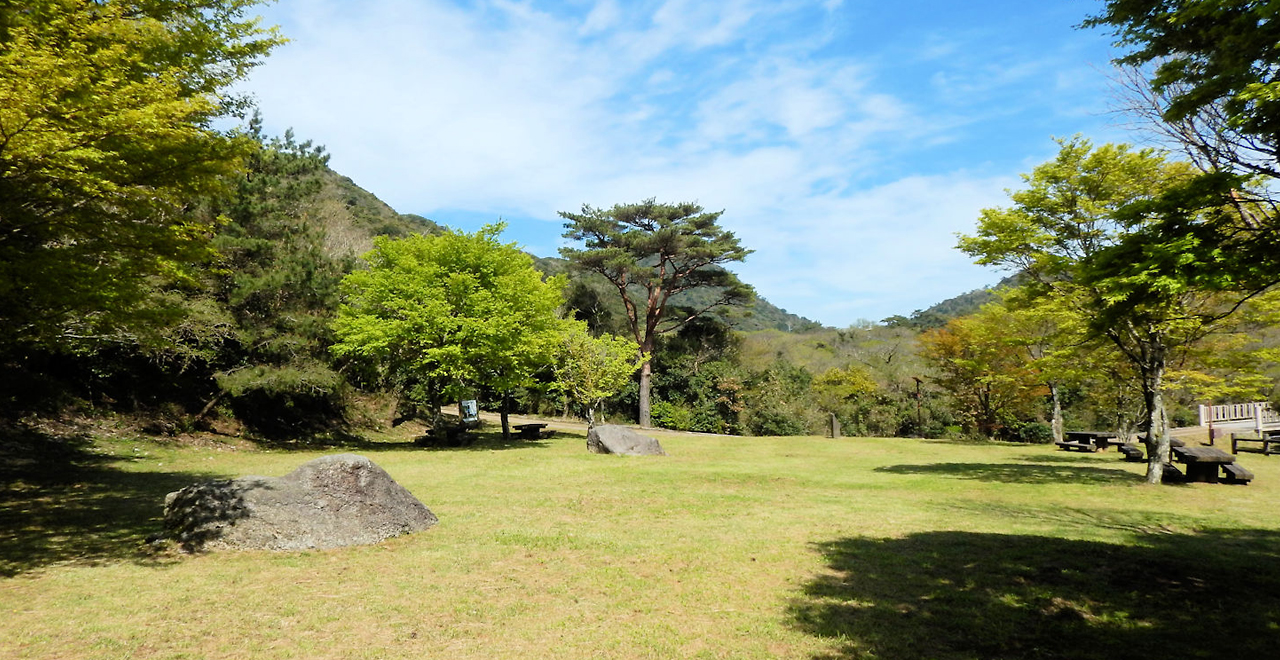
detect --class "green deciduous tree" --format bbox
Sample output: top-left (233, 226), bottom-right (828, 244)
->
top-left (559, 199), bottom-right (754, 427)
top-left (0, 0), bottom-right (282, 350)
top-left (920, 305), bottom-right (1045, 440)
top-left (1087, 0), bottom-right (1280, 177)
top-left (959, 137), bottom-right (1256, 482)
top-left (552, 323), bottom-right (643, 425)
top-left (331, 224), bottom-right (567, 438)
top-left (1085, 1), bottom-right (1280, 306)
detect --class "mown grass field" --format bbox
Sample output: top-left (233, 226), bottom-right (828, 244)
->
top-left (3, 421), bottom-right (1279, 659)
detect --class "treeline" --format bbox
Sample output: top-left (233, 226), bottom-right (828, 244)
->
top-left (6, 0), bottom-right (1280, 461)
top-left (5, 114), bottom-right (1276, 444)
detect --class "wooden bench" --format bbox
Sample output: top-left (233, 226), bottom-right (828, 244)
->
top-left (1222, 463), bottom-right (1255, 485)
top-left (1231, 433), bottom-right (1280, 456)
top-left (512, 423), bottom-right (549, 440)
top-left (1055, 441), bottom-right (1098, 452)
top-left (1118, 444), bottom-right (1145, 462)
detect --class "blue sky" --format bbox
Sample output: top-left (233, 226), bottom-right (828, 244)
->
top-left (241, 0), bottom-right (1133, 327)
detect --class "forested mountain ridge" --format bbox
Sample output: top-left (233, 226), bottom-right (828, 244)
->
top-left (884, 274), bottom-right (1023, 329)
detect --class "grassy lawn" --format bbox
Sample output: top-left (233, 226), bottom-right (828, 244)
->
top-left (3, 422), bottom-right (1279, 659)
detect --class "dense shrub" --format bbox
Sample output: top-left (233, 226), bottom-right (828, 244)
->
top-left (650, 400), bottom-right (695, 431)
top-left (1008, 421), bottom-right (1054, 444)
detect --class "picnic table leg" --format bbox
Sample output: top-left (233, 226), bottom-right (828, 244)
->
top-left (1184, 463), bottom-right (1219, 483)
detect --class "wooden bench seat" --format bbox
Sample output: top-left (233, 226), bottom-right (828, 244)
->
top-left (1055, 441), bottom-right (1098, 452)
top-left (1222, 463), bottom-right (1255, 485)
top-left (1118, 444), bottom-right (1145, 462)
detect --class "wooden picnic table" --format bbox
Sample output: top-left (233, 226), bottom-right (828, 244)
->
top-left (1056, 431), bottom-right (1119, 453)
top-left (1172, 445), bottom-right (1237, 483)
top-left (512, 423), bottom-right (548, 440)
top-left (1071, 431), bottom-right (1120, 448)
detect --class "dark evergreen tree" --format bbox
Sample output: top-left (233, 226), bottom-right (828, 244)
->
top-left (200, 117), bottom-right (353, 436)
top-left (559, 199), bottom-right (754, 427)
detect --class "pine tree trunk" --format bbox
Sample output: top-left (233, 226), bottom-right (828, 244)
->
top-left (638, 358), bottom-right (652, 428)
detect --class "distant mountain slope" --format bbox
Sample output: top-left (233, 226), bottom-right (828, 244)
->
top-left (885, 274), bottom-right (1022, 329)
top-left (306, 169), bottom-right (442, 258)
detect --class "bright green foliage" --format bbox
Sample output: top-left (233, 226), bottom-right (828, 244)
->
top-left (810, 364), bottom-right (878, 437)
top-left (959, 137), bottom-right (1194, 281)
top-left (813, 365), bottom-right (877, 404)
top-left (552, 323), bottom-right (643, 424)
top-left (959, 138), bottom-right (1242, 481)
top-left (0, 0), bottom-right (282, 349)
top-left (332, 225), bottom-right (568, 416)
top-left (559, 199), bottom-right (754, 427)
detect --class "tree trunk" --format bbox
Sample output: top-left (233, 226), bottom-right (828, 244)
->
top-left (196, 391), bottom-right (226, 420)
top-left (1141, 354), bottom-right (1170, 485)
top-left (1049, 382), bottom-right (1064, 444)
top-left (500, 394), bottom-right (511, 442)
top-left (638, 357), bottom-right (652, 428)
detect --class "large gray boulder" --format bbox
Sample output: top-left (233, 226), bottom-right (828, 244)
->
top-left (587, 425), bottom-right (666, 456)
top-left (163, 454), bottom-right (437, 551)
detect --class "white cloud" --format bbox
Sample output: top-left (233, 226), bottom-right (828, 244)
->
top-left (729, 173), bottom-right (1018, 325)
top-left (242, 0), bottom-right (1115, 326)
top-left (580, 0), bottom-right (620, 35)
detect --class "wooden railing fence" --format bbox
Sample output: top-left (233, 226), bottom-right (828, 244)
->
top-left (1198, 401), bottom-right (1280, 432)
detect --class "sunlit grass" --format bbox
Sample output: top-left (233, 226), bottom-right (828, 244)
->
top-left (3, 424), bottom-right (1279, 659)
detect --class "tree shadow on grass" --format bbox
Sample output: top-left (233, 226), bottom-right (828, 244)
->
top-left (1015, 452), bottom-right (1123, 465)
top-left (244, 428), bottom-right (418, 452)
top-left (876, 462), bottom-right (1142, 486)
top-left (0, 424), bottom-right (222, 577)
top-left (790, 528), bottom-right (1280, 660)
top-left (411, 429), bottom-right (566, 452)
top-left (248, 426), bottom-right (571, 453)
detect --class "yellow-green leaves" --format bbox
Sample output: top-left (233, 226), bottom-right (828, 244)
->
top-left (552, 323), bottom-right (643, 424)
top-left (332, 225), bottom-right (568, 407)
top-left (0, 0), bottom-right (282, 347)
